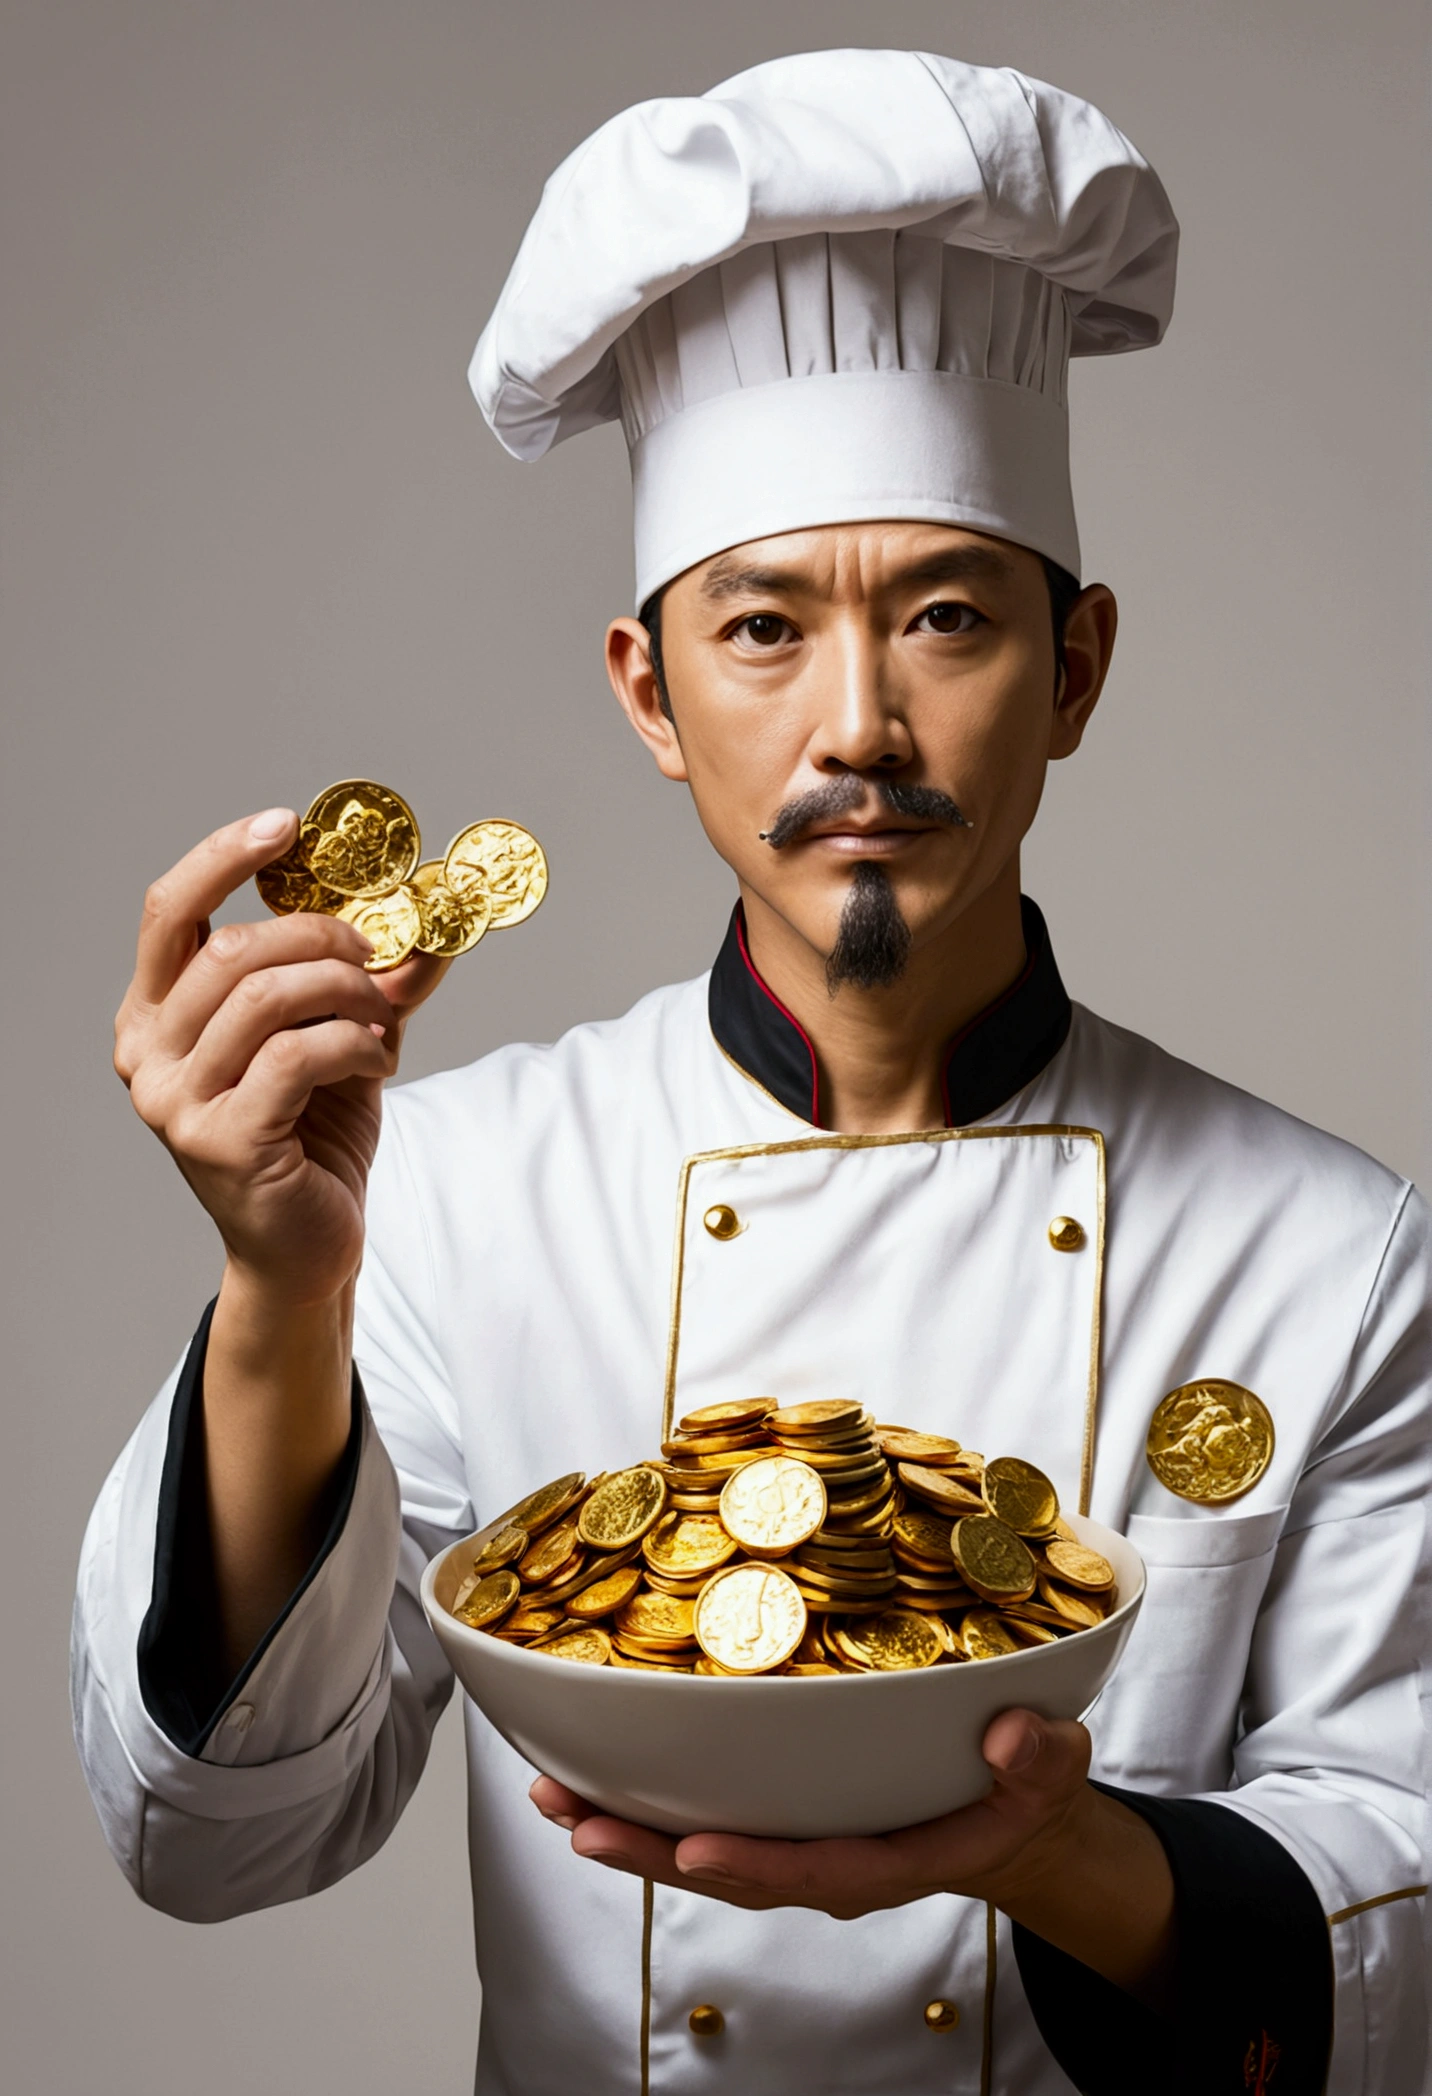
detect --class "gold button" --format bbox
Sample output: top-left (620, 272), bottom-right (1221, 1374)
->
top-left (703, 1204), bottom-right (741, 1241)
top-left (688, 2003), bottom-right (725, 2038)
top-left (923, 1999), bottom-right (960, 2033)
top-left (1048, 1216), bottom-right (1085, 1252)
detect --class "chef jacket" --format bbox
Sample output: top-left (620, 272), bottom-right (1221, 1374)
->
top-left (73, 899), bottom-right (1430, 2095)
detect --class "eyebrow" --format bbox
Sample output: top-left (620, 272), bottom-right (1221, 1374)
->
top-left (698, 543), bottom-right (1016, 602)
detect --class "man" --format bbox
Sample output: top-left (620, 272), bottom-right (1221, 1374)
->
top-left (73, 49), bottom-right (1427, 2096)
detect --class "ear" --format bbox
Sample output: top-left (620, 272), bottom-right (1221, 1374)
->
top-left (1049, 585), bottom-right (1117, 760)
top-left (606, 619), bottom-right (689, 783)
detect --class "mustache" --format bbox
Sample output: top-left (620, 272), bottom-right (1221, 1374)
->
top-left (759, 776), bottom-right (973, 850)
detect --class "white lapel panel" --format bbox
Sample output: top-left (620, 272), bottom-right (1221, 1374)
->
top-left (664, 1127), bottom-right (1105, 1515)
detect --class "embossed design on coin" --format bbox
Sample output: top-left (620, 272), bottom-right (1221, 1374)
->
top-left (831, 1609), bottom-right (942, 1671)
top-left (255, 845), bottom-right (339, 917)
top-left (444, 819), bottom-right (548, 928)
top-left (694, 1562), bottom-right (807, 1674)
top-left (982, 1457), bottom-right (1059, 1537)
top-left (1146, 1381), bottom-right (1274, 1505)
top-left (720, 1456), bottom-right (827, 1556)
top-left (337, 886), bottom-right (421, 970)
top-left (302, 781), bottom-right (421, 897)
top-left (530, 1626), bottom-right (611, 1665)
top-left (958, 1608), bottom-right (1022, 1661)
top-left (952, 1515), bottom-right (1037, 1602)
top-left (505, 1472), bottom-right (587, 1535)
top-left (643, 1512), bottom-right (737, 1579)
top-left (578, 1466), bottom-right (667, 1550)
top-left (451, 1524), bottom-right (528, 1610)
top-left (452, 1569), bottom-right (520, 1630)
top-left (518, 1519), bottom-right (581, 1585)
top-left (412, 858), bottom-right (492, 958)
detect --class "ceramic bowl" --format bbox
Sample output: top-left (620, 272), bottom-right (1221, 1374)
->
top-left (421, 1510), bottom-right (1144, 1839)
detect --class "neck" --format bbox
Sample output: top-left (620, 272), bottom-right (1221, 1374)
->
top-left (738, 860), bottom-right (1028, 1134)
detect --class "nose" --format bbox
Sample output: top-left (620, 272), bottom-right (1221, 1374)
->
top-left (807, 624), bottom-right (912, 775)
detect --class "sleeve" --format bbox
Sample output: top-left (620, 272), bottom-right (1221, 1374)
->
top-left (70, 1107), bottom-right (474, 1923)
top-left (1013, 1791), bottom-right (1333, 2096)
top-left (1021, 1185), bottom-right (1430, 2096)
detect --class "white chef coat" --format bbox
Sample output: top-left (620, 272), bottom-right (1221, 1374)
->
top-left (72, 953), bottom-right (1429, 2095)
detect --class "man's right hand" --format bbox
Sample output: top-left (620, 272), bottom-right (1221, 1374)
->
top-left (115, 807), bottom-right (449, 1306)
top-left (114, 808), bottom-right (453, 1668)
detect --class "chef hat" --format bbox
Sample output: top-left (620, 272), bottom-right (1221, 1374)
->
top-left (471, 49), bottom-right (1177, 604)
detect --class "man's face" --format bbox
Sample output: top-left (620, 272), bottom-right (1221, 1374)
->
top-left (609, 521), bottom-right (1112, 979)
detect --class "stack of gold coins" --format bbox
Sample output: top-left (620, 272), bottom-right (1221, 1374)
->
top-left (447, 1403), bottom-right (1119, 1674)
top-left (255, 779), bottom-right (547, 971)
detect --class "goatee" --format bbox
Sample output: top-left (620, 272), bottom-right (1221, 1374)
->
top-left (826, 862), bottom-right (911, 993)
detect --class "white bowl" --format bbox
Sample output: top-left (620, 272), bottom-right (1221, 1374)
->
top-left (421, 1511), bottom-right (1144, 1839)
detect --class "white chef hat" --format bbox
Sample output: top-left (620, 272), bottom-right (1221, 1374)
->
top-left (471, 49), bottom-right (1177, 605)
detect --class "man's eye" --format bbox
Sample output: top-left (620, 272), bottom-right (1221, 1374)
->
top-left (733, 614), bottom-right (794, 648)
top-left (915, 602), bottom-right (983, 636)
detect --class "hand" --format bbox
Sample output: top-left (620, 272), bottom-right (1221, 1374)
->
top-left (114, 808), bottom-right (452, 1305)
top-left (531, 1708), bottom-right (1176, 2002)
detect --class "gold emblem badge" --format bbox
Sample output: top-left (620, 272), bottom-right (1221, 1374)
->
top-left (1145, 1381), bottom-right (1275, 1504)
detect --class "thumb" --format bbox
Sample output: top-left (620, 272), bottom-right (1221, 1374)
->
top-left (981, 1710), bottom-right (1091, 1802)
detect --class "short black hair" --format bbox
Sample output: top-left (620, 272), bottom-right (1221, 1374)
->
top-left (641, 553), bottom-right (1082, 721)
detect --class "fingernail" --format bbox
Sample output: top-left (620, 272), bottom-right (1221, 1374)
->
top-left (678, 1862), bottom-right (734, 1882)
top-left (549, 1814), bottom-right (579, 1832)
top-left (1005, 1725), bottom-right (1040, 1772)
top-left (249, 808), bottom-right (294, 842)
top-left (581, 1849), bottom-right (627, 1868)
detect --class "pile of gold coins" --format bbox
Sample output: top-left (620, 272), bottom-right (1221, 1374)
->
top-left (446, 1398), bottom-right (1118, 1674)
top-left (255, 778), bottom-right (547, 971)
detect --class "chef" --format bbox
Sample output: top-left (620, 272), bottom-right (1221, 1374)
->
top-left (74, 48), bottom-right (1427, 2096)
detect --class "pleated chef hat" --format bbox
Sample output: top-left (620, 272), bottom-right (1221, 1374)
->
top-left (471, 49), bottom-right (1178, 605)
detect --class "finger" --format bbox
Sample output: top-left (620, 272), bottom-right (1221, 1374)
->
top-left (155, 913), bottom-right (377, 1061)
top-left (131, 810), bottom-right (299, 1008)
top-left (980, 1711), bottom-right (1090, 1824)
top-left (228, 1018), bottom-right (392, 1130)
top-left (529, 1776), bottom-right (603, 1831)
top-left (185, 957), bottom-right (395, 1097)
top-left (372, 950), bottom-right (455, 1030)
top-left (568, 1812), bottom-right (682, 1880)
top-left (675, 1829), bottom-right (909, 1908)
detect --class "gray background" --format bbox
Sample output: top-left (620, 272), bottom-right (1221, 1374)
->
top-left (4, 1), bottom-right (1427, 2089)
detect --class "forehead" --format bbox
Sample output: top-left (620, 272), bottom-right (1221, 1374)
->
top-left (678, 520), bottom-right (1041, 608)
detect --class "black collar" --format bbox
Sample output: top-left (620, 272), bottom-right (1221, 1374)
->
top-left (709, 895), bottom-right (1071, 1128)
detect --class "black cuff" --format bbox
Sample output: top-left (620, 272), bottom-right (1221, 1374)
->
top-left (1013, 1788), bottom-right (1332, 2096)
top-left (136, 1299), bottom-right (364, 1756)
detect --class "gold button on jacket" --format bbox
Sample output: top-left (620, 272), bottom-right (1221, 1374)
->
top-left (688, 2003), bottom-right (725, 2037)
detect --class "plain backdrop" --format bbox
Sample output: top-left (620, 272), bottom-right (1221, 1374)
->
top-left (3, 2), bottom-right (1427, 2089)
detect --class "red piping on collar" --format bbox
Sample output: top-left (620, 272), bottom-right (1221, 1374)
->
top-left (735, 907), bottom-right (822, 1127)
top-left (938, 938), bottom-right (1038, 1127)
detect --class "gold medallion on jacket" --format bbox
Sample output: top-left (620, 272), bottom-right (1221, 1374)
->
top-left (1145, 1380), bottom-right (1274, 1504)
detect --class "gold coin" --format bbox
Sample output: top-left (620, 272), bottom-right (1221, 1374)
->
top-left (832, 1609), bottom-right (943, 1671)
top-left (497, 1605), bottom-right (564, 1641)
top-left (876, 1428), bottom-right (963, 1464)
top-left (694, 1562), bottom-right (807, 1675)
top-left (893, 1509), bottom-right (955, 1561)
top-left (959, 1609), bottom-right (1022, 1661)
top-left (1043, 1539), bottom-right (1115, 1592)
top-left (302, 781), bottom-right (421, 897)
top-left (564, 1565), bottom-right (643, 1618)
top-left (1004, 1617), bottom-right (1062, 1647)
top-left (452, 1568), bottom-right (520, 1630)
top-left (897, 1463), bottom-right (986, 1516)
top-left (578, 1465), bottom-right (667, 1550)
top-left (444, 819), bottom-right (548, 928)
top-left (615, 1591), bottom-right (696, 1645)
top-left (610, 1647), bottom-right (691, 1672)
top-left (519, 1519), bottom-right (582, 1585)
top-left (784, 1662), bottom-right (841, 1675)
top-left (530, 1626), bottom-right (611, 1665)
top-left (411, 858), bottom-right (492, 958)
top-left (451, 1524), bottom-right (528, 1609)
top-left (1146, 1380), bottom-right (1275, 1504)
top-left (255, 844), bottom-right (341, 917)
top-left (1035, 1575), bottom-right (1108, 1628)
top-left (767, 1399), bottom-right (863, 1434)
top-left (643, 1512), bottom-right (738, 1579)
top-left (720, 1455), bottom-right (827, 1556)
top-left (337, 887), bottom-right (422, 971)
top-left (982, 1456), bottom-right (1060, 1537)
top-left (505, 1472), bottom-right (587, 1535)
top-left (952, 1515), bottom-right (1037, 1601)
top-left (678, 1397), bottom-right (776, 1433)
